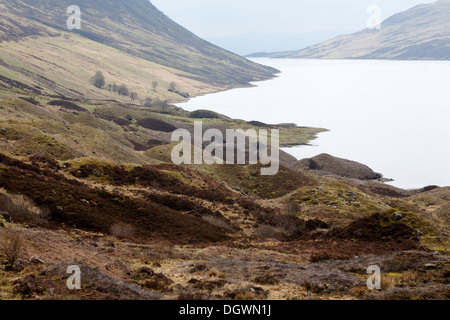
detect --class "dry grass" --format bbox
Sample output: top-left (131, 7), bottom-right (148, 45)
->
top-left (255, 224), bottom-right (280, 239)
top-left (350, 286), bottom-right (368, 298)
top-left (284, 201), bottom-right (301, 215)
top-left (381, 270), bottom-right (445, 291)
top-left (110, 222), bottom-right (135, 238)
top-left (0, 228), bottom-right (24, 266)
top-left (202, 215), bottom-right (232, 231)
top-left (234, 292), bottom-right (255, 300)
top-left (207, 269), bottom-right (218, 277)
top-left (0, 192), bottom-right (50, 224)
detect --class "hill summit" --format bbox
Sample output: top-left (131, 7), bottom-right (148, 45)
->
top-left (257, 0), bottom-right (450, 60)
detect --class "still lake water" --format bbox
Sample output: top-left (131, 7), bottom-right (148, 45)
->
top-left (178, 58), bottom-right (450, 189)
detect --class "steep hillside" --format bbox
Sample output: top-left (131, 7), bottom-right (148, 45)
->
top-left (0, 31), bottom-right (221, 102)
top-left (0, 0), bottom-right (277, 87)
top-left (259, 0), bottom-right (450, 60)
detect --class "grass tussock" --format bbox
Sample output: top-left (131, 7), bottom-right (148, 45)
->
top-left (255, 224), bottom-right (280, 239)
top-left (0, 192), bottom-right (50, 225)
top-left (110, 222), bottom-right (135, 238)
top-left (0, 228), bottom-right (25, 266)
top-left (202, 215), bottom-right (233, 231)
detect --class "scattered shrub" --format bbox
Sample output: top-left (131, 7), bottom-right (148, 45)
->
top-left (255, 224), bottom-right (280, 239)
top-left (29, 154), bottom-right (60, 169)
top-left (117, 84), bottom-right (130, 96)
top-left (47, 100), bottom-right (85, 112)
top-left (272, 214), bottom-right (305, 237)
top-left (253, 274), bottom-right (280, 285)
top-left (0, 229), bottom-right (24, 266)
top-left (189, 263), bottom-right (209, 273)
top-left (146, 244), bottom-right (178, 261)
top-left (130, 92), bottom-right (139, 101)
top-left (310, 252), bottom-right (332, 263)
top-left (203, 216), bottom-right (232, 231)
top-left (143, 272), bottom-right (173, 291)
top-left (137, 118), bottom-right (176, 132)
top-left (208, 269), bottom-right (218, 277)
top-left (143, 97), bottom-right (153, 107)
top-left (350, 286), bottom-right (367, 298)
top-left (113, 118), bottom-right (130, 126)
top-left (0, 193), bottom-right (50, 224)
top-left (91, 71), bottom-right (106, 88)
top-left (110, 222), bottom-right (135, 238)
top-left (284, 201), bottom-right (301, 214)
top-left (223, 287), bottom-right (267, 300)
top-left (19, 97), bottom-right (40, 105)
top-left (190, 110), bottom-right (221, 119)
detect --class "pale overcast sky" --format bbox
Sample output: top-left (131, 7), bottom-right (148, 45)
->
top-left (151, 0), bottom-right (436, 55)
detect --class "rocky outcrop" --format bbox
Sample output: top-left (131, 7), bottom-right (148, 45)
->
top-left (291, 153), bottom-right (383, 180)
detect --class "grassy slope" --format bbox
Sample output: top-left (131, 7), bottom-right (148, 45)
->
top-left (1, 0), bottom-right (278, 85)
top-left (0, 96), bottom-right (325, 165)
top-left (0, 96), bottom-right (448, 300)
top-left (0, 27), bottom-right (224, 101)
top-left (0, 149), bottom-right (448, 300)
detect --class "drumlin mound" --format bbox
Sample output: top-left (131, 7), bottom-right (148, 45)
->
top-left (310, 212), bottom-right (421, 251)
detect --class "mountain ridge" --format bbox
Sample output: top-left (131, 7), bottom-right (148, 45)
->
top-left (0, 0), bottom-right (277, 101)
top-left (250, 0), bottom-right (450, 60)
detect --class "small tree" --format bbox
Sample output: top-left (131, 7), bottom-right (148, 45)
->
top-left (118, 84), bottom-right (130, 96)
top-left (92, 71), bottom-right (106, 88)
top-left (143, 97), bottom-right (153, 108)
top-left (152, 81), bottom-right (158, 92)
top-left (168, 81), bottom-right (176, 91)
top-left (162, 99), bottom-right (170, 110)
top-left (130, 91), bottom-right (138, 101)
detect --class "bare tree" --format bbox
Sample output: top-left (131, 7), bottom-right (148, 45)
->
top-left (130, 91), bottom-right (139, 102)
top-left (152, 81), bottom-right (158, 92)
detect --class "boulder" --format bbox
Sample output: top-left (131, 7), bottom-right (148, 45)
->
top-left (0, 211), bottom-right (11, 223)
top-left (392, 212), bottom-right (403, 221)
top-left (30, 256), bottom-right (45, 265)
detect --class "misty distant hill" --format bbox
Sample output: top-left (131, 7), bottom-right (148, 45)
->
top-left (251, 0), bottom-right (450, 60)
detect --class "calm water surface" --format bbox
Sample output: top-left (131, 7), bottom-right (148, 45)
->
top-left (178, 58), bottom-right (450, 189)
